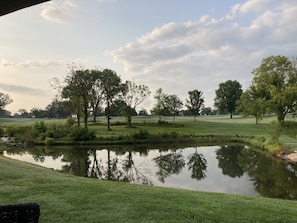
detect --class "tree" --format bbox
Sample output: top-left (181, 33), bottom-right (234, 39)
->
top-left (62, 67), bottom-right (95, 130)
top-left (151, 88), bottom-right (168, 122)
top-left (165, 94), bottom-right (183, 122)
top-left (100, 69), bottom-right (125, 130)
top-left (45, 97), bottom-right (72, 119)
top-left (121, 81), bottom-right (151, 127)
top-left (0, 92), bottom-right (12, 110)
top-left (185, 90), bottom-right (204, 121)
top-left (252, 55), bottom-right (297, 123)
top-left (214, 80), bottom-right (242, 118)
top-left (236, 84), bottom-right (266, 124)
top-left (89, 69), bottom-right (104, 123)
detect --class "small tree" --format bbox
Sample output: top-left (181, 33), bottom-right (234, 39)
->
top-left (165, 94), bottom-right (183, 122)
top-left (236, 84), bottom-right (266, 124)
top-left (214, 80), bottom-right (242, 118)
top-left (151, 88), bottom-right (168, 122)
top-left (185, 90), bottom-right (204, 121)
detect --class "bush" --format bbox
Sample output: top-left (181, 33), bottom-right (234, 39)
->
top-left (44, 137), bottom-right (54, 145)
top-left (132, 129), bottom-right (149, 140)
top-left (65, 117), bottom-right (76, 127)
top-left (69, 127), bottom-right (96, 141)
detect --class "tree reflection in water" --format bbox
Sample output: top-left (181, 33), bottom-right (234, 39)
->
top-left (187, 148), bottom-right (207, 180)
top-left (153, 150), bottom-right (185, 183)
top-left (4, 145), bottom-right (297, 200)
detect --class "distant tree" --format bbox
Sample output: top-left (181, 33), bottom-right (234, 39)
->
top-left (138, 108), bottom-right (148, 116)
top-left (100, 69), bottom-right (125, 130)
top-left (165, 94), bottom-right (183, 122)
top-left (0, 92), bottom-right (12, 110)
top-left (185, 90), bottom-right (204, 121)
top-left (17, 109), bottom-right (31, 118)
top-left (251, 55), bottom-right (297, 123)
top-left (236, 85), bottom-right (266, 124)
top-left (30, 108), bottom-right (46, 118)
top-left (214, 80), bottom-right (242, 118)
top-left (151, 88), bottom-right (168, 122)
top-left (0, 109), bottom-right (11, 118)
top-left (45, 98), bottom-right (72, 119)
top-left (121, 81), bottom-right (151, 127)
top-left (202, 107), bottom-right (212, 115)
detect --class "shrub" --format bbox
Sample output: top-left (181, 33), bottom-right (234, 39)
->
top-left (269, 121), bottom-right (282, 144)
top-left (31, 121), bottom-right (47, 137)
top-left (132, 129), bottom-right (149, 140)
top-left (44, 137), bottom-right (54, 145)
top-left (69, 127), bottom-right (96, 141)
top-left (65, 117), bottom-right (76, 127)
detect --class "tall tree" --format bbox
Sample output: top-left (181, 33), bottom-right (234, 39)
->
top-left (165, 94), bottom-right (183, 122)
top-left (185, 90), bottom-right (204, 121)
top-left (121, 81), bottom-right (151, 127)
top-left (214, 80), bottom-right (242, 118)
top-left (0, 92), bottom-right (12, 110)
top-left (89, 69), bottom-right (104, 123)
top-left (252, 55), bottom-right (297, 123)
top-left (62, 68), bottom-right (95, 130)
top-left (100, 69), bottom-right (125, 130)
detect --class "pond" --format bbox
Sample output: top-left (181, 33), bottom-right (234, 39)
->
top-left (3, 144), bottom-right (297, 200)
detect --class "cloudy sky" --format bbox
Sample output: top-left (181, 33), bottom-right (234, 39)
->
top-left (1, 0), bottom-right (297, 114)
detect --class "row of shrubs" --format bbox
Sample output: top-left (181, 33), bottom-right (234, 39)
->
top-left (3, 118), bottom-right (96, 145)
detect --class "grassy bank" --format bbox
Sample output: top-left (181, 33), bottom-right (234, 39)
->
top-left (1, 156), bottom-right (297, 223)
top-left (2, 115), bottom-right (297, 152)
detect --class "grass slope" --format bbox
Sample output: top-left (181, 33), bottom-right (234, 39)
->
top-left (1, 156), bottom-right (297, 223)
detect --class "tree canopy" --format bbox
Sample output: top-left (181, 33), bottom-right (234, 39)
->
top-left (185, 90), bottom-right (204, 121)
top-left (0, 92), bottom-right (13, 110)
top-left (251, 55), bottom-right (297, 123)
top-left (214, 80), bottom-right (242, 118)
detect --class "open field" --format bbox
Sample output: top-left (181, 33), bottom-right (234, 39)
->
top-left (1, 155), bottom-right (297, 223)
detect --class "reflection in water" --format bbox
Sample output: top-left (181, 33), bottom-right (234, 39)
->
top-left (4, 145), bottom-right (297, 200)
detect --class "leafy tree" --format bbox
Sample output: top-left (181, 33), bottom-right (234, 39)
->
top-left (214, 80), bottom-right (242, 118)
top-left (151, 88), bottom-right (168, 122)
top-left (236, 85), bottom-right (266, 124)
top-left (185, 90), bottom-right (204, 121)
top-left (202, 107), bottom-right (212, 115)
top-left (252, 55), bottom-right (297, 123)
top-left (100, 69), bottom-right (125, 130)
top-left (62, 68), bottom-right (95, 130)
top-left (165, 94), bottom-right (183, 122)
top-left (0, 92), bottom-right (12, 110)
top-left (121, 81), bottom-right (151, 127)
top-left (89, 69), bottom-right (104, 123)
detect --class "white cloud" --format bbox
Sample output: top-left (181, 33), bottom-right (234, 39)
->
top-left (40, 0), bottom-right (75, 23)
top-left (107, 1), bottom-right (297, 107)
top-left (0, 59), bottom-right (65, 70)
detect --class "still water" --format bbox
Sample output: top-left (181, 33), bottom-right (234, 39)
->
top-left (3, 145), bottom-right (297, 199)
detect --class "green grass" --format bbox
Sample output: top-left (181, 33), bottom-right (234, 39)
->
top-left (1, 156), bottom-right (297, 223)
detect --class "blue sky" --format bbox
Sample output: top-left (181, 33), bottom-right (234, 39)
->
top-left (1, 0), bottom-right (297, 114)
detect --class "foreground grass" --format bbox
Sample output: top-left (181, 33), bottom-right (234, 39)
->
top-left (1, 156), bottom-right (297, 223)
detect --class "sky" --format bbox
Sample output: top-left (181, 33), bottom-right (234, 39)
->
top-left (1, 0), bottom-right (297, 114)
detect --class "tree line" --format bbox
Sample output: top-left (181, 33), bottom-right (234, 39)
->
top-left (1, 55), bottom-right (297, 127)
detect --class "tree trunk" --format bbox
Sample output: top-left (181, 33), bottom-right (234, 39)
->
top-left (107, 100), bottom-right (111, 131)
top-left (83, 100), bottom-right (88, 130)
top-left (230, 112), bottom-right (233, 119)
top-left (127, 115), bottom-right (132, 127)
